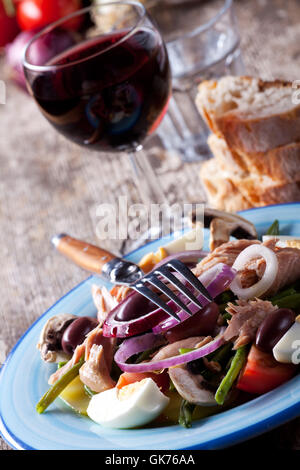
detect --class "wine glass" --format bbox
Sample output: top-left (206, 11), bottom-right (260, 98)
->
top-left (153, 0), bottom-right (244, 163)
top-left (23, 1), bottom-right (172, 211)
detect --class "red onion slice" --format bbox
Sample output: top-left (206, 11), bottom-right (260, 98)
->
top-left (103, 263), bottom-right (235, 338)
top-left (102, 251), bottom-right (208, 338)
top-left (152, 263), bottom-right (236, 335)
top-left (114, 330), bottom-right (225, 373)
top-left (102, 291), bottom-right (170, 338)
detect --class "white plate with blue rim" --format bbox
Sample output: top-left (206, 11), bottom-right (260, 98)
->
top-left (1, 202), bottom-right (300, 450)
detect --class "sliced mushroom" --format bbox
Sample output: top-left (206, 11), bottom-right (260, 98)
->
top-left (150, 336), bottom-right (206, 362)
top-left (190, 207), bottom-right (257, 251)
top-left (37, 313), bottom-right (77, 363)
top-left (169, 366), bottom-right (217, 406)
top-left (155, 335), bottom-right (217, 406)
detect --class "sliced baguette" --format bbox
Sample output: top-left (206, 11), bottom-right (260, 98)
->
top-left (200, 157), bottom-right (300, 211)
top-left (199, 158), bottom-right (252, 212)
top-left (229, 173), bottom-right (300, 206)
top-left (207, 133), bottom-right (248, 175)
top-left (196, 76), bottom-right (300, 154)
top-left (207, 133), bottom-right (300, 183)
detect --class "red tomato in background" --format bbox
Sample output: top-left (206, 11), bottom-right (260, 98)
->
top-left (16, 0), bottom-right (82, 31)
top-left (237, 345), bottom-right (297, 395)
top-left (0, 2), bottom-right (20, 47)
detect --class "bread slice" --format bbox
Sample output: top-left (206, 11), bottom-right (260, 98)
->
top-left (196, 76), bottom-right (300, 154)
top-left (199, 158), bottom-right (252, 212)
top-left (207, 133), bottom-right (248, 175)
top-left (200, 157), bottom-right (300, 211)
top-left (207, 133), bottom-right (300, 183)
top-left (229, 173), bottom-right (300, 206)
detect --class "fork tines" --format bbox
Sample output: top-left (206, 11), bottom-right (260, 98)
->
top-left (132, 259), bottom-right (213, 322)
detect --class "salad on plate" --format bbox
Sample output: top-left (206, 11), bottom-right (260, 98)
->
top-left (35, 214), bottom-right (300, 430)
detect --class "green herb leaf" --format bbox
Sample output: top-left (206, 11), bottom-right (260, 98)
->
top-left (265, 220), bottom-right (280, 236)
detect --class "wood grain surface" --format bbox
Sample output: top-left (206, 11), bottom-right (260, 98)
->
top-left (1, 0), bottom-right (300, 450)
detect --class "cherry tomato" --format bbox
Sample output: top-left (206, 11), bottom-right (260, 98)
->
top-left (236, 345), bottom-right (297, 395)
top-left (16, 0), bottom-right (82, 31)
top-left (0, 2), bottom-right (20, 47)
top-left (116, 371), bottom-right (170, 395)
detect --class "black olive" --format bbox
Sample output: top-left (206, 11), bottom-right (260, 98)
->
top-left (165, 302), bottom-right (219, 343)
top-left (255, 308), bottom-right (295, 353)
top-left (115, 293), bottom-right (155, 321)
top-left (61, 316), bottom-right (99, 354)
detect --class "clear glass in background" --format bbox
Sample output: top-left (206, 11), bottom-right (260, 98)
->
top-left (148, 0), bottom-right (245, 162)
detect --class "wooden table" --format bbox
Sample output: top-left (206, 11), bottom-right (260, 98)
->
top-left (1, 0), bottom-right (300, 450)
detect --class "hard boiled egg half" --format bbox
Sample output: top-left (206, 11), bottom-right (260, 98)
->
top-left (87, 378), bottom-right (169, 428)
top-left (273, 317), bottom-right (300, 364)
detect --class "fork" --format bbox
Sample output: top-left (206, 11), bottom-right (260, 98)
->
top-left (52, 234), bottom-right (213, 322)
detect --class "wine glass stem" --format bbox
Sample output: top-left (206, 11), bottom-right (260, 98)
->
top-left (128, 150), bottom-right (168, 206)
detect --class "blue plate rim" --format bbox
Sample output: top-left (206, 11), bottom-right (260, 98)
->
top-left (1, 202), bottom-right (300, 450)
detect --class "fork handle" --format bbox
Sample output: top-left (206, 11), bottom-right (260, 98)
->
top-left (51, 234), bottom-right (117, 276)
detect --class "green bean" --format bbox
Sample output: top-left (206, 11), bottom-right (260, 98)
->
top-left (57, 361), bottom-right (67, 369)
top-left (178, 400), bottom-right (196, 428)
top-left (218, 304), bottom-right (228, 314)
top-left (210, 342), bottom-right (233, 364)
top-left (178, 347), bottom-right (195, 355)
top-left (214, 346), bottom-right (247, 406)
top-left (270, 287), bottom-right (297, 303)
top-left (36, 357), bottom-right (84, 414)
top-left (265, 219), bottom-right (280, 235)
top-left (135, 347), bottom-right (159, 364)
top-left (217, 291), bottom-right (236, 304)
top-left (273, 294), bottom-right (300, 309)
top-left (222, 312), bottom-right (232, 322)
top-left (200, 343), bottom-right (233, 381)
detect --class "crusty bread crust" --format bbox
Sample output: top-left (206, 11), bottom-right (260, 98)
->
top-left (199, 158), bottom-right (252, 212)
top-left (200, 156), bottom-right (300, 211)
top-left (197, 76), bottom-right (300, 154)
top-left (208, 134), bottom-right (300, 183)
top-left (229, 174), bottom-right (300, 206)
top-left (215, 111), bottom-right (300, 154)
top-left (197, 76), bottom-right (300, 211)
top-left (207, 133), bottom-right (248, 174)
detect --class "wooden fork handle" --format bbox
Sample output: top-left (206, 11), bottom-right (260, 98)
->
top-left (52, 234), bottom-right (116, 276)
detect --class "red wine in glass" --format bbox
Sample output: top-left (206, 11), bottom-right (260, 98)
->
top-left (24, 1), bottom-right (173, 226)
top-left (28, 27), bottom-right (171, 152)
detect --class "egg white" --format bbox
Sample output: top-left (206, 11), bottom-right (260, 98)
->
top-left (87, 378), bottom-right (169, 429)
